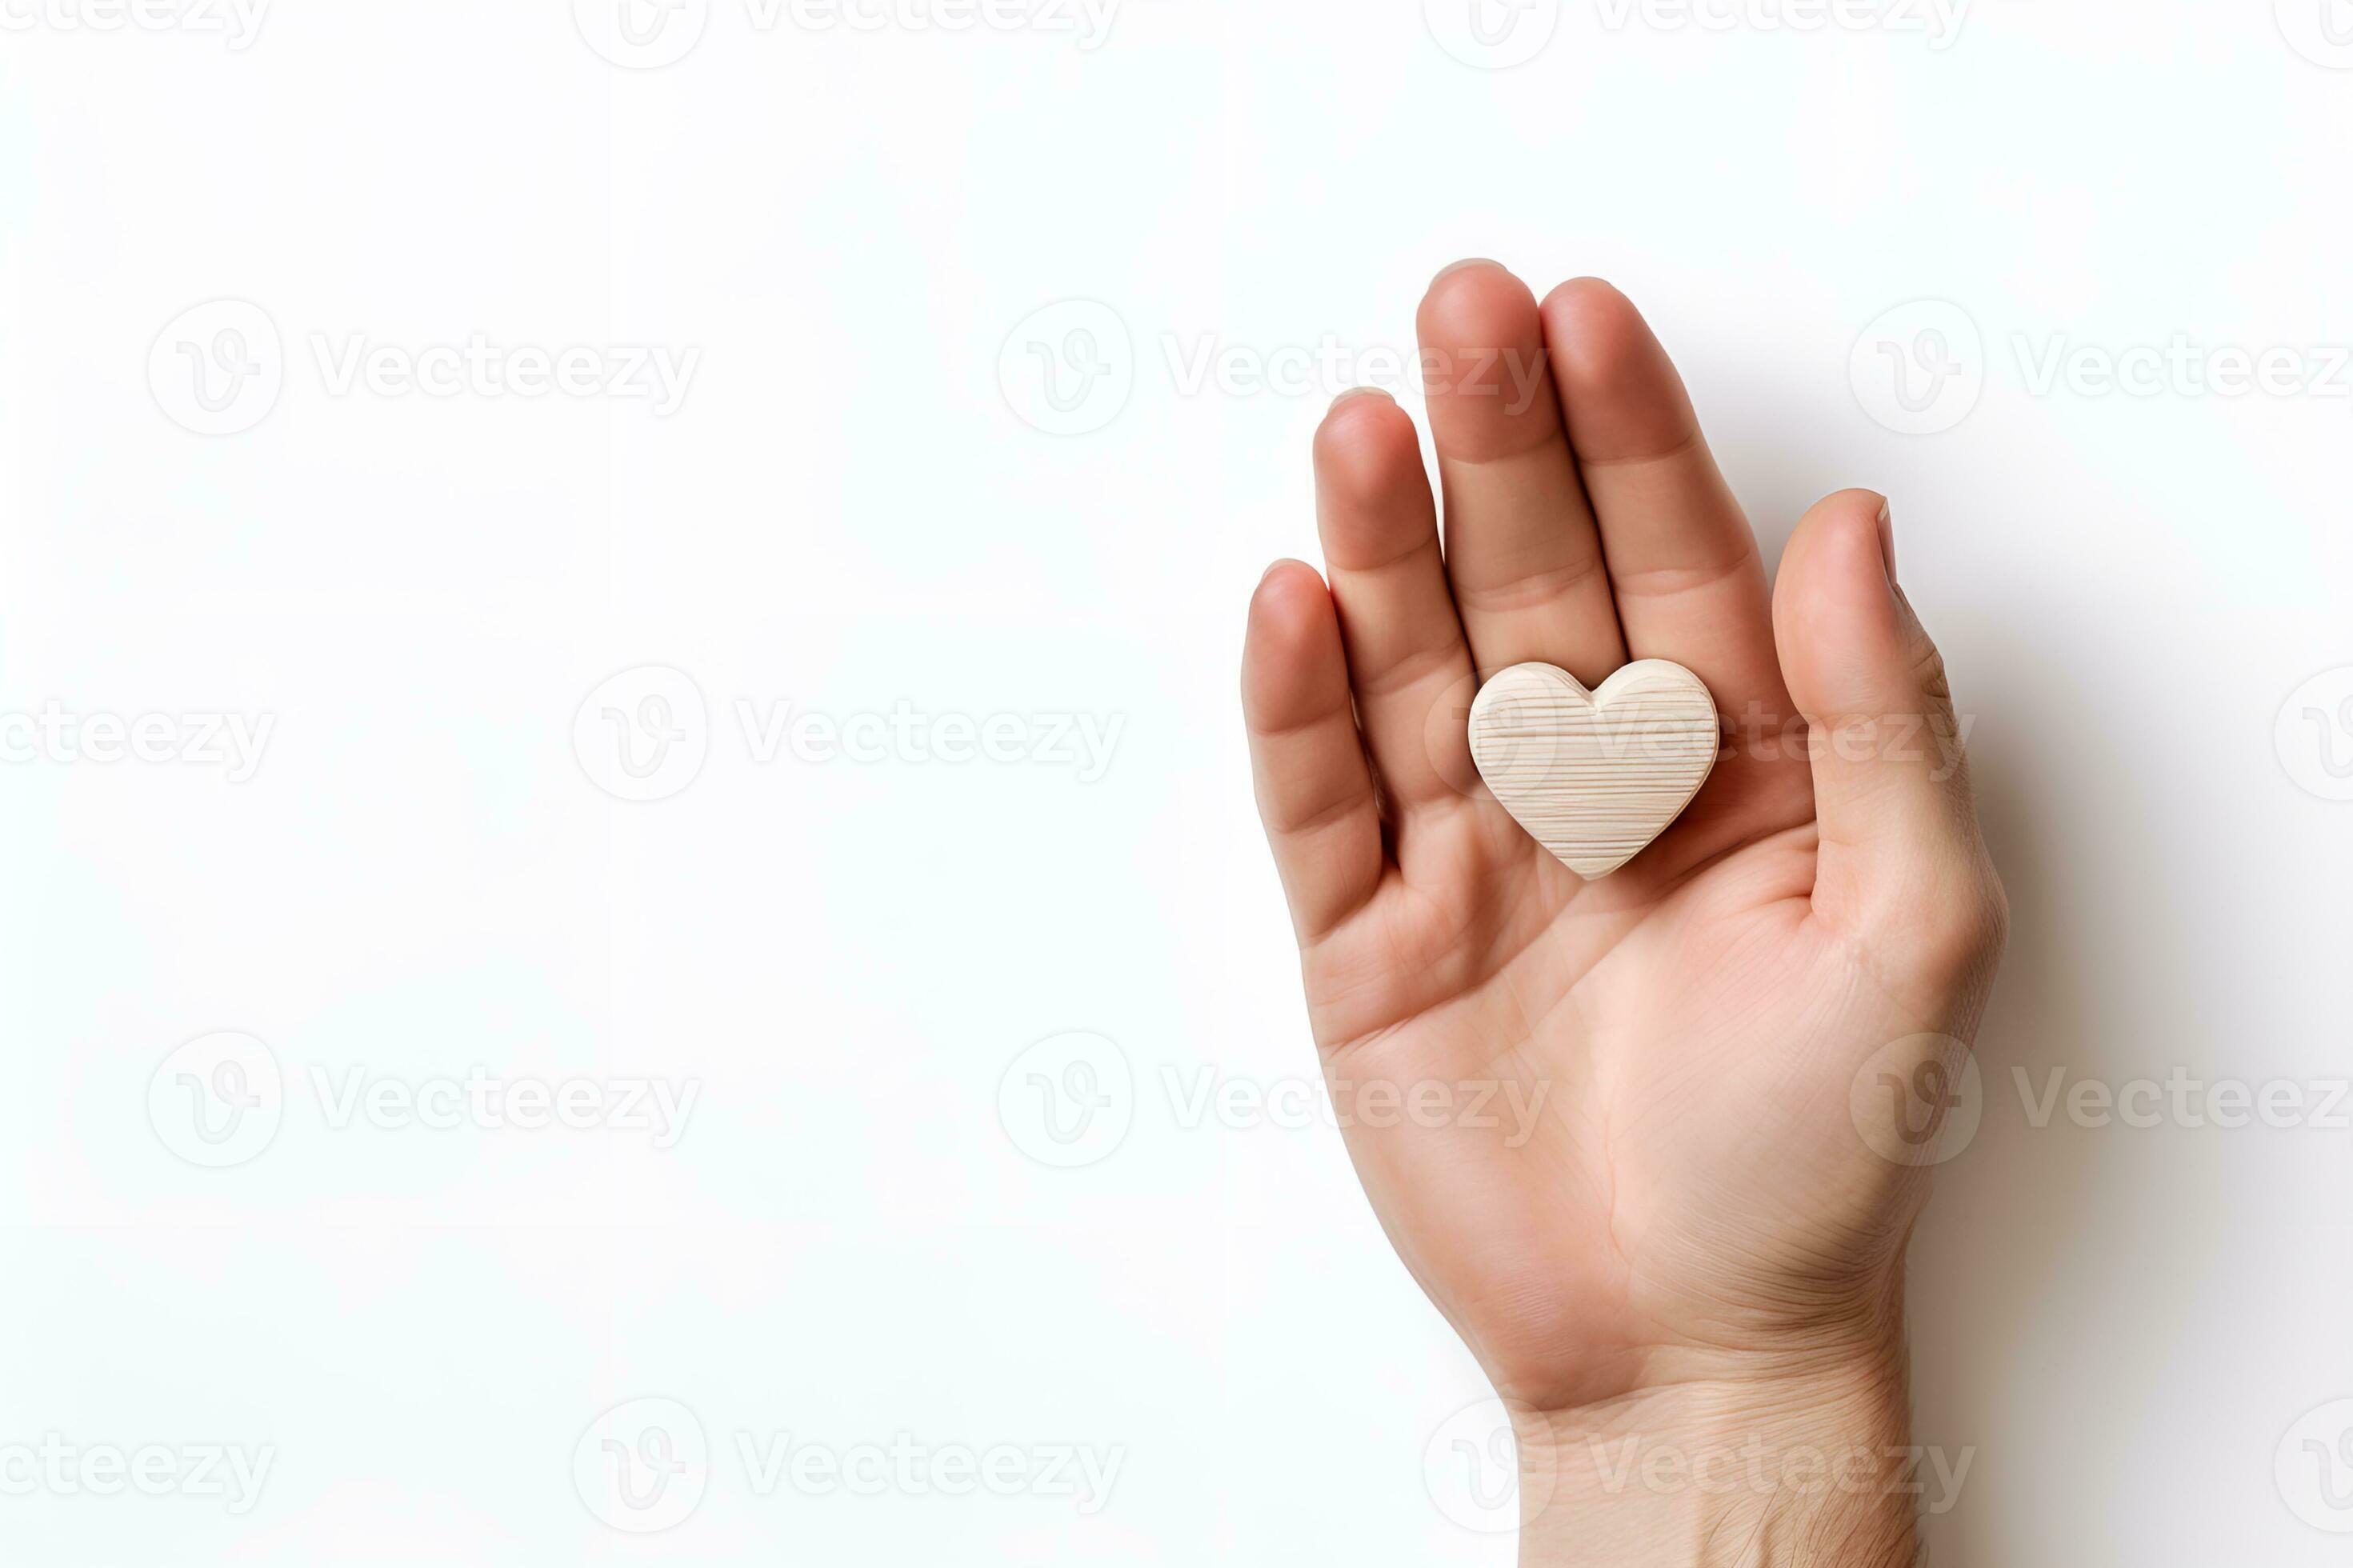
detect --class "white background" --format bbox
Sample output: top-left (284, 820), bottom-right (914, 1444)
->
top-left (3, 0), bottom-right (2352, 1562)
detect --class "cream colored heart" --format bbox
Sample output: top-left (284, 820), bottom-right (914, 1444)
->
top-left (1467, 659), bottom-right (1720, 878)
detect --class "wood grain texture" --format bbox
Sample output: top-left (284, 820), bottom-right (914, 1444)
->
top-left (1467, 660), bottom-right (1720, 878)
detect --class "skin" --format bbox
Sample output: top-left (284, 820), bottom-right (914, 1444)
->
top-left (1239, 263), bottom-right (2007, 1565)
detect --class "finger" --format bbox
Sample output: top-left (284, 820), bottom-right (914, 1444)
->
top-left (1243, 561), bottom-right (1387, 943)
top-left (1539, 278), bottom-right (1791, 736)
top-left (1773, 491), bottom-right (2000, 961)
top-left (1313, 389), bottom-right (1478, 818)
top-left (1418, 260), bottom-right (1626, 688)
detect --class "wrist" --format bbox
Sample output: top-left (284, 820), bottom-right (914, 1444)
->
top-left (1509, 1334), bottom-right (1922, 1568)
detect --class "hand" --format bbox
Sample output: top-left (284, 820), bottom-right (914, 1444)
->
top-left (1240, 264), bottom-right (2007, 1564)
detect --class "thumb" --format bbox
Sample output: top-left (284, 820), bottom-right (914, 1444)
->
top-left (1773, 490), bottom-right (2004, 975)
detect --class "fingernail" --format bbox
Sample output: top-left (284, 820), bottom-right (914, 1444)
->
top-left (1875, 500), bottom-right (1898, 588)
top-left (1431, 258), bottom-right (1503, 286)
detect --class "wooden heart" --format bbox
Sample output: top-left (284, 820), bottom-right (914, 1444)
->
top-left (1467, 660), bottom-right (1720, 878)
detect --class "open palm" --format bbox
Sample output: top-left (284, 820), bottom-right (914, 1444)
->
top-left (1242, 266), bottom-right (2007, 1423)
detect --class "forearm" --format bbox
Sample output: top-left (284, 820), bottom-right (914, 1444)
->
top-left (1511, 1339), bottom-right (1921, 1568)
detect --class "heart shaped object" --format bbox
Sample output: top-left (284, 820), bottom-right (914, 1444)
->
top-left (1467, 659), bottom-right (1720, 878)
